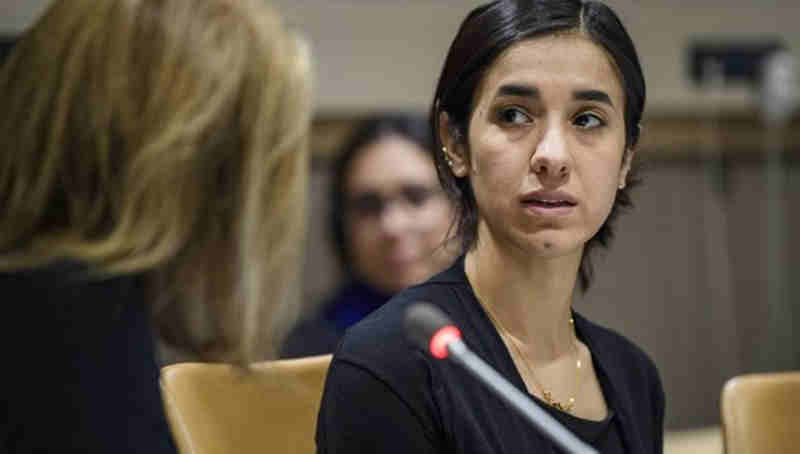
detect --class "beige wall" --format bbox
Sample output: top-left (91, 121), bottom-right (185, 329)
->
top-left (6, 0), bottom-right (800, 113)
top-left (0, 0), bottom-right (50, 34)
top-left (263, 0), bottom-right (800, 115)
top-left (270, 0), bottom-right (800, 114)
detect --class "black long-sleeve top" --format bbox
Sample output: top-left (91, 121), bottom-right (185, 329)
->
top-left (316, 256), bottom-right (664, 454)
top-left (1, 262), bottom-right (177, 453)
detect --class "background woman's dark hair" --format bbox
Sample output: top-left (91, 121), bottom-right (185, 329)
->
top-left (429, 0), bottom-right (644, 292)
top-left (330, 113), bottom-right (433, 276)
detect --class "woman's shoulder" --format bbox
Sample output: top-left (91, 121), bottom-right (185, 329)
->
top-left (331, 277), bottom-right (463, 381)
top-left (338, 283), bottom-right (450, 353)
top-left (1, 260), bottom-right (147, 335)
top-left (0, 259), bottom-right (139, 291)
top-left (0, 259), bottom-right (85, 282)
top-left (337, 259), bottom-right (468, 354)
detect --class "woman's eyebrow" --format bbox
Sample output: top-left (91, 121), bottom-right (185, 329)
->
top-left (496, 84), bottom-right (614, 109)
top-left (496, 83), bottom-right (539, 99)
top-left (573, 89), bottom-right (613, 107)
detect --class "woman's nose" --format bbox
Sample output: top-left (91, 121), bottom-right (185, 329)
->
top-left (378, 202), bottom-right (413, 236)
top-left (531, 124), bottom-right (571, 184)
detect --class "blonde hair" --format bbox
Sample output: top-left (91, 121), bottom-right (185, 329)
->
top-left (0, 0), bottom-right (312, 362)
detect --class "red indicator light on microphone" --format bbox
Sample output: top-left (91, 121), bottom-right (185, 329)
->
top-left (429, 325), bottom-right (462, 359)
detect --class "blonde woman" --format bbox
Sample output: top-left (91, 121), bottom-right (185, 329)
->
top-left (0, 0), bottom-right (311, 452)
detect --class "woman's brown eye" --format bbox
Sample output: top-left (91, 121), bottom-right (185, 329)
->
top-left (574, 113), bottom-right (603, 129)
top-left (499, 107), bottom-right (531, 125)
top-left (402, 185), bottom-right (434, 207)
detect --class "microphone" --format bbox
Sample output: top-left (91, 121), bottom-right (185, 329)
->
top-left (404, 302), bottom-right (599, 454)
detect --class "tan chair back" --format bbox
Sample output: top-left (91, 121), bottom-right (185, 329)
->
top-left (721, 371), bottom-right (800, 454)
top-left (160, 354), bottom-right (332, 454)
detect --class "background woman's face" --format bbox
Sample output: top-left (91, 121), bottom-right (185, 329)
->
top-left (451, 34), bottom-right (631, 260)
top-left (344, 135), bottom-right (456, 293)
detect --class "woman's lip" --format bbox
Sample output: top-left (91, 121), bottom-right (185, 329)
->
top-left (520, 189), bottom-right (578, 206)
top-left (521, 200), bottom-right (575, 216)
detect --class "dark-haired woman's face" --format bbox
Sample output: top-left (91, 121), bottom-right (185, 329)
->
top-left (448, 34), bottom-right (632, 261)
top-left (344, 136), bottom-right (457, 293)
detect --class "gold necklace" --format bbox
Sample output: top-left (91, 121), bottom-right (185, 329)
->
top-left (473, 287), bottom-right (583, 414)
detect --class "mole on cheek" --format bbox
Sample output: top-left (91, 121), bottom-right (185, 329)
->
top-left (543, 242), bottom-right (552, 249)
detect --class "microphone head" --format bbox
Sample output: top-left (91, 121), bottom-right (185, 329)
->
top-left (404, 302), bottom-right (461, 359)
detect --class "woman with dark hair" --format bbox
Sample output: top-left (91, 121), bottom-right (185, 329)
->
top-left (282, 114), bottom-right (457, 358)
top-left (316, 1), bottom-right (663, 453)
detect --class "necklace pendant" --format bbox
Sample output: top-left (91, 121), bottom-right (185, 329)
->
top-left (541, 391), bottom-right (574, 413)
top-left (551, 400), bottom-right (574, 413)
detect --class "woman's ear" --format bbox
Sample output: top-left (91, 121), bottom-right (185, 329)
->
top-left (438, 111), bottom-right (469, 178)
top-left (618, 148), bottom-right (635, 189)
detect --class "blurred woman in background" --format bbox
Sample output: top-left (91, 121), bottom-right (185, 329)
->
top-left (282, 114), bottom-right (457, 358)
top-left (0, 0), bottom-right (311, 451)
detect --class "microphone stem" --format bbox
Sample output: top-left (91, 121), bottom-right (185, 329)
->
top-left (447, 339), bottom-right (599, 454)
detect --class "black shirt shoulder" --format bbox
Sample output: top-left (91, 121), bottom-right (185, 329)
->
top-left (334, 282), bottom-right (451, 395)
top-left (1, 261), bottom-right (177, 453)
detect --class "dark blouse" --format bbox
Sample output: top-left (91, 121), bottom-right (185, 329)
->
top-left (0, 262), bottom-right (177, 453)
top-left (536, 388), bottom-right (625, 453)
top-left (316, 256), bottom-right (664, 454)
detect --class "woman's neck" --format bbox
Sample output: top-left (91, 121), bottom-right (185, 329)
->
top-left (464, 229), bottom-right (582, 361)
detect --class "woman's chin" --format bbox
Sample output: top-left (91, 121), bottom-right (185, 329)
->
top-left (371, 267), bottom-right (427, 294)
top-left (510, 229), bottom-right (589, 259)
